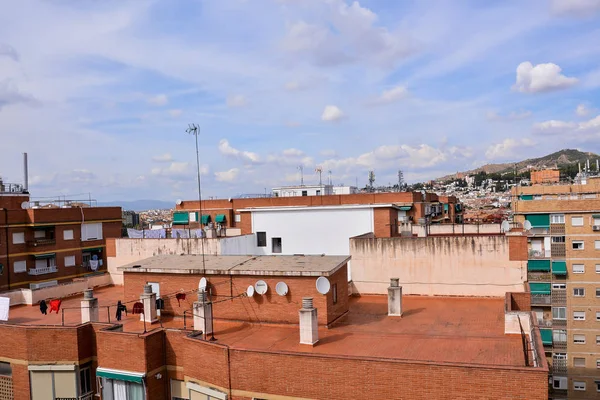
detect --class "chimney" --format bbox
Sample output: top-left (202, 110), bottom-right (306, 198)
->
top-left (140, 284), bottom-right (158, 323)
top-left (587, 159), bottom-right (590, 172)
top-left (299, 297), bottom-right (318, 345)
top-left (388, 278), bottom-right (403, 317)
top-left (193, 290), bottom-right (213, 335)
top-left (81, 289), bottom-right (99, 323)
top-left (23, 152), bottom-right (28, 192)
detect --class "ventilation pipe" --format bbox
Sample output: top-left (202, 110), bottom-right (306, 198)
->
top-left (299, 297), bottom-right (318, 345)
top-left (193, 290), bottom-right (213, 335)
top-left (23, 152), bottom-right (28, 192)
top-left (388, 278), bottom-right (403, 317)
top-left (81, 289), bottom-right (99, 323)
top-left (140, 284), bottom-right (158, 323)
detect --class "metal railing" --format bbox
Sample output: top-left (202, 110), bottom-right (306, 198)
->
top-left (27, 238), bottom-right (56, 247)
top-left (528, 272), bottom-right (552, 282)
top-left (28, 266), bottom-right (57, 275)
top-left (0, 181), bottom-right (25, 193)
top-left (79, 393), bottom-right (94, 400)
top-left (528, 249), bottom-right (551, 258)
top-left (531, 294), bottom-right (551, 305)
top-left (529, 227), bottom-right (550, 235)
top-left (537, 319), bottom-right (552, 328)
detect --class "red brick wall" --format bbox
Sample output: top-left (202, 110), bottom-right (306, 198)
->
top-left (123, 266), bottom-right (349, 326)
top-left (508, 235), bottom-right (528, 261)
top-left (239, 212), bottom-right (252, 235)
top-left (96, 329), bottom-right (147, 373)
top-left (510, 292), bottom-right (531, 311)
top-left (373, 208), bottom-right (395, 238)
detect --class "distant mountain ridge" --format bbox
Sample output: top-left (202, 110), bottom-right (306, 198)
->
top-left (438, 149), bottom-right (600, 181)
top-left (98, 199), bottom-right (174, 211)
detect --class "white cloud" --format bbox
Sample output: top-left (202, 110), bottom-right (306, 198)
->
top-left (226, 94), bottom-right (247, 108)
top-left (485, 138), bottom-right (536, 160)
top-left (320, 149), bottom-right (337, 157)
top-left (576, 103), bottom-right (592, 117)
top-left (151, 162), bottom-right (190, 177)
top-left (218, 139), bottom-right (261, 164)
top-left (282, 148), bottom-right (304, 157)
top-left (533, 119), bottom-right (578, 134)
top-left (69, 169), bottom-right (96, 183)
top-left (152, 153), bottom-right (173, 163)
top-left (486, 110), bottom-right (532, 121)
top-left (321, 105), bottom-right (344, 122)
top-left (551, 0), bottom-right (600, 16)
top-left (375, 85), bottom-right (409, 104)
top-left (513, 61), bottom-right (578, 93)
top-left (214, 168), bottom-right (239, 182)
top-left (168, 109), bottom-right (183, 117)
top-left (284, 81), bottom-right (301, 91)
top-left (148, 94), bottom-right (168, 106)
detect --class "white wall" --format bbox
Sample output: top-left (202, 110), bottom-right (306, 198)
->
top-left (220, 234), bottom-right (257, 255)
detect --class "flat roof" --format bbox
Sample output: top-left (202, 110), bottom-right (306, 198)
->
top-left (118, 254), bottom-right (350, 277)
top-left (238, 204), bottom-right (404, 212)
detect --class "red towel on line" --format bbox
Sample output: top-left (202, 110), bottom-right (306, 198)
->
top-left (175, 293), bottom-right (186, 306)
top-left (132, 302), bottom-right (144, 314)
top-left (48, 299), bottom-right (62, 314)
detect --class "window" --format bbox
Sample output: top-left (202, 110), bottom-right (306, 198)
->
top-left (189, 212), bottom-right (197, 222)
top-left (573, 264), bottom-right (585, 273)
top-left (101, 378), bottom-right (145, 400)
top-left (533, 195), bottom-right (543, 200)
top-left (63, 229), bottom-right (74, 240)
top-left (553, 307), bottom-right (566, 320)
top-left (332, 283), bottom-right (338, 305)
top-left (574, 334), bottom-right (586, 344)
top-left (597, 335), bottom-right (600, 345)
top-left (272, 237), bottom-right (282, 253)
top-left (551, 214), bottom-right (565, 223)
top-left (573, 241), bottom-right (585, 250)
top-left (573, 288), bottom-right (585, 297)
top-left (12, 232), bottom-right (24, 244)
top-left (597, 381), bottom-right (600, 392)
top-left (552, 236), bottom-right (565, 243)
top-left (596, 240), bottom-right (600, 249)
top-left (13, 260), bottom-right (26, 273)
top-left (597, 359), bottom-right (600, 369)
top-left (35, 257), bottom-right (56, 270)
top-left (553, 353), bottom-right (567, 360)
top-left (597, 288), bottom-right (600, 297)
top-left (316, 190), bottom-right (321, 196)
top-left (256, 232), bottom-right (266, 247)
top-left (301, 190), bottom-right (308, 196)
top-left (597, 264), bottom-right (600, 273)
top-left (553, 376), bottom-right (567, 390)
top-left (574, 357), bottom-right (586, 367)
top-left (597, 312), bottom-right (600, 321)
top-left (79, 366), bottom-right (92, 395)
top-left (574, 311), bottom-right (586, 321)
top-left (574, 381), bottom-right (586, 391)
top-left (553, 283), bottom-right (566, 290)
top-left (595, 217), bottom-right (600, 225)
top-left (34, 230), bottom-right (45, 239)
top-left (81, 223), bottom-right (102, 241)
top-left (235, 214), bottom-right (241, 223)
top-left (64, 255), bottom-right (76, 267)
top-left (572, 216), bottom-right (584, 226)
top-left (553, 330), bottom-right (567, 342)
top-left (0, 362), bottom-right (11, 377)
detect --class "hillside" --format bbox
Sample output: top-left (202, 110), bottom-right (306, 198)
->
top-left (438, 149), bottom-right (600, 181)
top-left (97, 199), bottom-right (174, 211)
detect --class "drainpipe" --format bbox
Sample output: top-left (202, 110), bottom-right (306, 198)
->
top-left (2, 208), bottom-right (9, 290)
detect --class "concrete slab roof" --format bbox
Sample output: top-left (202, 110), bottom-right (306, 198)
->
top-left (118, 254), bottom-right (350, 277)
top-left (237, 204), bottom-right (404, 212)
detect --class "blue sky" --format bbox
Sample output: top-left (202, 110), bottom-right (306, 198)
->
top-left (1, 0), bottom-right (600, 201)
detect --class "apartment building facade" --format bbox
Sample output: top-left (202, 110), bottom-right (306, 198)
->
top-left (513, 177), bottom-right (600, 399)
top-left (0, 183), bottom-right (122, 290)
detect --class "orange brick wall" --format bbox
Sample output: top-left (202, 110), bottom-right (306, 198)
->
top-left (123, 265), bottom-right (349, 326)
top-left (510, 292), bottom-right (531, 311)
top-left (530, 169), bottom-right (560, 184)
top-left (508, 235), bottom-right (528, 261)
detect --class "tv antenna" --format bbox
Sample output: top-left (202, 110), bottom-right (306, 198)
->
top-left (185, 123), bottom-right (206, 273)
top-left (315, 167), bottom-right (323, 186)
top-left (368, 171), bottom-right (375, 191)
top-left (298, 165), bottom-right (304, 186)
top-left (328, 170), bottom-right (332, 185)
top-left (398, 170), bottom-right (404, 191)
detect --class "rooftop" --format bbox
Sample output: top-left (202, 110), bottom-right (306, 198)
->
top-left (5, 285), bottom-right (527, 368)
top-left (237, 203), bottom-right (407, 212)
top-left (118, 254), bottom-right (350, 277)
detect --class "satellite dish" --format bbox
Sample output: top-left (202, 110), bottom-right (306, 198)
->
top-left (21, 201), bottom-right (30, 209)
top-left (316, 276), bottom-right (331, 295)
top-left (523, 220), bottom-right (532, 231)
top-left (176, 199), bottom-right (183, 205)
top-left (275, 282), bottom-right (288, 296)
top-left (199, 277), bottom-right (207, 291)
top-left (255, 280), bottom-right (268, 295)
top-left (246, 285), bottom-right (255, 297)
top-left (501, 220), bottom-right (510, 232)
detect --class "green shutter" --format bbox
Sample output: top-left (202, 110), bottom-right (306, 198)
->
top-left (552, 261), bottom-right (567, 275)
top-left (200, 215), bottom-right (211, 224)
top-left (96, 368), bottom-right (144, 383)
top-left (33, 253), bottom-right (56, 259)
top-left (172, 212), bottom-right (189, 225)
top-left (399, 206), bottom-right (412, 211)
top-left (528, 260), bottom-right (551, 272)
top-left (525, 214), bottom-right (550, 228)
top-left (443, 204), bottom-right (449, 211)
top-left (592, 214), bottom-right (600, 218)
top-left (520, 194), bottom-right (533, 200)
top-left (215, 214), bottom-right (226, 223)
top-left (529, 283), bottom-right (551, 295)
top-left (540, 329), bottom-right (552, 345)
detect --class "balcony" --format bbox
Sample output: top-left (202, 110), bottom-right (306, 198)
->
top-left (79, 393), bottom-right (94, 400)
top-left (550, 243), bottom-right (565, 257)
top-left (552, 318), bottom-right (566, 327)
top-left (551, 290), bottom-right (566, 304)
top-left (553, 339), bottom-right (567, 350)
top-left (28, 266), bottom-right (57, 276)
top-left (550, 224), bottom-right (565, 235)
top-left (528, 272), bottom-right (552, 282)
top-left (529, 227), bottom-right (550, 236)
top-left (27, 238), bottom-right (56, 247)
top-left (531, 294), bottom-right (551, 305)
top-left (528, 249), bottom-right (551, 259)
top-left (537, 319), bottom-right (552, 328)
top-left (552, 359), bottom-right (567, 374)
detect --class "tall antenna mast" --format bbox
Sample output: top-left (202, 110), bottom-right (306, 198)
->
top-left (315, 167), bottom-right (323, 186)
top-left (397, 170), bottom-right (404, 192)
top-left (328, 170), bottom-right (332, 186)
top-left (368, 170), bottom-right (375, 192)
top-left (298, 165), bottom-right (304, 186)
top-left (186, 123), bottom-right (206, 274)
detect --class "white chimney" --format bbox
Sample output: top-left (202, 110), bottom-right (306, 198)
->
top-left (299, 297), bottom-right (318, 345)
top-left (140, 284), bottom-right (158, 323)
top-left (81, 289), bottom-right (99, 323)
top-left (193, 290), bottom-right (213, 335)
top-left (388, 278), bottom-right (403, 317)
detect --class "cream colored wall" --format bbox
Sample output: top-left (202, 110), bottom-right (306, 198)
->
top-left (412, 223), bottom-right (501, 236)
top-left (350, 235), bottom-right (526, 296)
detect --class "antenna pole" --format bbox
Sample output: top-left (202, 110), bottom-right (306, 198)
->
top-left (186, 124), bottom-right (206, 274)
top-left (298, 165), bottom-right (304, 186)
top-left (328, 170), bottom-right (332, 186)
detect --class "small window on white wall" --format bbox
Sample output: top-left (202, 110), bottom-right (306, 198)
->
top-left (64, 256), bottom-right (76, 267)
top-left (574, 312), bottom-right (586, 321)
top-left (63, 230), bottom-right (74, 241)
top-left (572, 216), bottom-right (584, 226)
top-left (12, 232), bottom-right (24, 244)
top-left (13, 260), bottom-right (26, 273)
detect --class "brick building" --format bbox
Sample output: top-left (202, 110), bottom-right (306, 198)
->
top-left (530, 169), bottom-right (560, 185)
top-left (0, 179), bottom-right (122, 291)
top-left (0, 254), bottom-right (548, 400)
top-left (512, 177), bottom-right (600, 399)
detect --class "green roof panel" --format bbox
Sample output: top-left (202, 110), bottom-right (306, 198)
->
top-left (520, 194), bottom-right (533, 200)
top-left (172, 212), bottom-right (189, 225)
top-left (399, 206), bottom-right (412, 211)
top-left (33, 253), bottom-right (56, 260)
top-left (528, 260), bottom-right (551, 272)
top-left (201, 215), bottom-right (211, 224)
top-left (552, 261), bottom-right (567, 275)
top-left (96, 368), bottom-right (144, 384)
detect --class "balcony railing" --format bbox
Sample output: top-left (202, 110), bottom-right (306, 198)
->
top-left (553, 339), bottom-right (567, 350)
top-left (528, 272), bottom-right (552, 282)
top-left (552, 319), bottom-right (567, 327)
top-left (537, 319), bottom-right (552, 328)
top-left (531, 294), bottom-right (551, 305)
top-left (529, 227), bottom-right (550, 235)
top-left (550, 224), bottom-right (565, 235)
top-left (552, 359), bottom-right (567, 374)
top-left (28, 266), bottom-right (57, 276)
top-left (79, 393), bottom-right (94, 400)
top-left (27, 238), bottom-right (56, 247)
top-left (528, 249), bottom-right (551, 258)
top-left (551, 290), bottom-right (566, 304)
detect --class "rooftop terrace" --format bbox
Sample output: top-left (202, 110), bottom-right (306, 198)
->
top-left (5, 285), bottom-right (527, 368)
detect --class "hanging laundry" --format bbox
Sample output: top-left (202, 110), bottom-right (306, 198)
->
top-left (39, 300), bottom-right (48, 315)
top-left (115, 301), bottom-right (127, 321)
top-left (175, 293), bottom-right (186, 306)
top-left (155, 298), bottom-right (164, 310)
top-left (48, 299), bottom-right (61, 314)
top-left (132, 302), bottom-right (144, 314)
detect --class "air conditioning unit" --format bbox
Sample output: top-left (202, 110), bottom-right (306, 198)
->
top-left (593, 225), bottom-right (600, 231)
